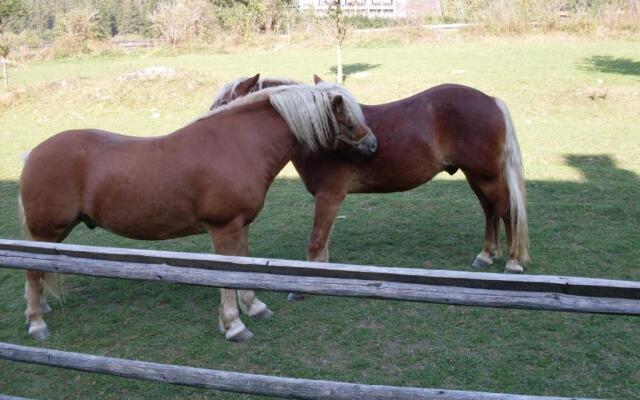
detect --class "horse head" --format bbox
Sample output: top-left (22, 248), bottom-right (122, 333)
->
top-left (213, 76), bottom-right (377, 158)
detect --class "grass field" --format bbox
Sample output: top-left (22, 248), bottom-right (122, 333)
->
top-left (1, 35), bottom-right (639, 399)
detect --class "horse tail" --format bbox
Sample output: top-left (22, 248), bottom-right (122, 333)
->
top-left (18, 179), bottom-right (62, 300)
top-left (495, 98), bottom-right (529, 262)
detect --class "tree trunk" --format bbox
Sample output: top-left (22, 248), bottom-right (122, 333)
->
top-left (2, 57), bottom-right (7, 90)
top-left (336, 45), bottom-right (342, 84)
top-left (265, 0), bottom-right (275, 33)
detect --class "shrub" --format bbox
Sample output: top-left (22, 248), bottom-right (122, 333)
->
top-left (52, 8), bottom-right (98, 58)
top-left (439, 0), bottom-right (640, 34)
top-left (150, 0), bottom-right (216, 47)
top-left (216, 0), bottom-right (267, 39)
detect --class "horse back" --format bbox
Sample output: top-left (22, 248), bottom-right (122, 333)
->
top-left (20, 129), bottom-right (203, 239)
top-left (293, 84), bottom-right (507, 194)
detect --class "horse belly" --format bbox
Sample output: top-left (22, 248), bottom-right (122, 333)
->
top-left (92, 201), bottom-right (204, 240)
top-left (86, 181), bottom-right (203, 240)
top-left (83, 151), bottom-right (204, 240)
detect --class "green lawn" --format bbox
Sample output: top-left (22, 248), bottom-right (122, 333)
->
top-left (1, 35), bottom-right (639, 399)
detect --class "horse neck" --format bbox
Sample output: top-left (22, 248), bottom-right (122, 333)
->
top-left (195, 100), bottom-right (300, 184)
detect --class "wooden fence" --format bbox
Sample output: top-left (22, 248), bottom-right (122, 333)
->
top-left (2, 239), bottom-right (638, 399)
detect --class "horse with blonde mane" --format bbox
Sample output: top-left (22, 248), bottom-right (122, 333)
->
top-left (19, 83), bottom-right (377, 342)
top-left (212, 75), bottom-right (529, 301)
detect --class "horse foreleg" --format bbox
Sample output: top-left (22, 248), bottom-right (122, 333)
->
top-left (40, 295), bottom-right (52, 314)
top-left (308, 193), bottom-right (345, 262)
top-left (238, 290), bottom-right (273, 320)
top-left (25, 271), bottom-right (49, 340)
top-left (288, 192), bottom-right (345, 301)
top-left (218, 288), bottom-right (252, 342)
top-left (233, 227), bottom-right (273, 320)
top-left (209, 223), bottom-right (256, 342)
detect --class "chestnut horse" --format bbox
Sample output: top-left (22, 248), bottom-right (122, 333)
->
top-left (212, 75), bottom-right (529, 301)
top-left (19, 82), bottom-right (377, 342)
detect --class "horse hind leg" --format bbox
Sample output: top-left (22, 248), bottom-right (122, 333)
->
top-left (23, 230), bottom-right (70, 340)
top-left (476, 179), bottom-right (525, 274)
top-left (24, 271), bottom-right (50, 340)
top-left (503, 215), bottom-right (524, 274)
top-left (466, 175), bottom-right (501, 269)
top-left (471, 210), bottom-right (500, 269)
top-left (19, 196), bottom-right (76, 340)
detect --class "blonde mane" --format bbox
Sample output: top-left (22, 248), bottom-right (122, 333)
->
top-left (195, 82), bottom-right (366, 151)
top-left (210, 76), bottom-right (299, 109)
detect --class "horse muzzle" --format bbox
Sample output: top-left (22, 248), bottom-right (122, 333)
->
top-left (353, 130), bottom-right (378, 158)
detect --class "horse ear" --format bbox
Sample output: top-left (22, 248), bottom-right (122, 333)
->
top-left (313, 75), bottom-right (323, 84)
top-left (237, 74), bottom-right (260, 94)
top-left (249, 73), bottom-right (260, 85)
top-left (331, 95), bottom-right (344, 111)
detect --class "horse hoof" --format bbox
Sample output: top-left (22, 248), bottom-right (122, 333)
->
top-left (28, 324), bottom-right (49, 341)
top-left (227, 327), bottom-right (253, 343)
top-left (505, 261), bottom-right (524, 274)
top-left (41, 302), bottom-right (52, 314)
top-left (471, 254), bottom-right (493, 269)
top-left (252, 307), bottom-right (273, 320)
top-left (224, 320), bottom-right (253, 342)
top-left (242, 300), bottom-right (272, 320)
top-left (287, 292), bottom-right (305, 301)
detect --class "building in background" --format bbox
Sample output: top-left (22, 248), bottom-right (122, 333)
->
top-left (298, 0), bottom-right (442, 18)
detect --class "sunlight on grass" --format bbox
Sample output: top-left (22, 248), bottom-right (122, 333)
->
top-left (1, 36), bottom-right (639, 399)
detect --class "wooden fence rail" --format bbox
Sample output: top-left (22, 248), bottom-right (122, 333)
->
top-left (1, 239), bottom-right (634, 399)
top-left (1, 239), bottom-right (640, 315)
top-left (0, 343), bottom-right (594, 400)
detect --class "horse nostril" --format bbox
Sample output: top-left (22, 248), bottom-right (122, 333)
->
top-left (369, 141), bottom-right (378, 153)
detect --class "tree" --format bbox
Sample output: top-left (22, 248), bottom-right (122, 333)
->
top-left (0, 0), bottom-right (25, 88)
top-left (0, 0), bottom-right (24, 25)
top-left (150, 0), bottom-right (214, 47)
top-left (326, 0), bottom-right (349, 84)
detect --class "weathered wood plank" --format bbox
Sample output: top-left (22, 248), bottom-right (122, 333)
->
top-left (0, 343), bottom-right (594, 400)
top-left (2, 250), bottom-right (640, 315)
top-left (1, 239), bottom-right (638, 299)
top-left (0, 395), bottom-right (35, 400)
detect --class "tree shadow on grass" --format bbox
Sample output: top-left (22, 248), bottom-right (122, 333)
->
top-left (565, 154), bottom-right (638, 187)
top-left (0, 153), bottom-right (637, 278)
top-left (579, 55), bottom-right (640, 76)
top-left (328, 63), bottom-right (381, 82)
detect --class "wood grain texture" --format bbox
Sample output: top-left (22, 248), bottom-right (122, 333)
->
top-left (0, 394), bottom-right (35, 400)
top-left (1, 239), bottom-right (639, 299)
top-left (0, 343), bottom-right (593, 400)
top-left (1, 249), bottom-right (640, 315)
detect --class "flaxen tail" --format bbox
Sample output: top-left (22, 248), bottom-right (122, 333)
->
top-left (18, 189), bottom-right (61, 298)
top-left (495, 98), bottom-right (529, 262)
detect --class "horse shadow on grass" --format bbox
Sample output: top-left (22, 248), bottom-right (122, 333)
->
top-left (0, 153), bottom-right (637, 279)
top-left (579, 55), bottom-right (640, 76)
top-left (0, 155), bottom-right (638, 399)
top-left (328, 63), bottom-right (381, 82)
top-left (0, 154), bottom-right (638, 319)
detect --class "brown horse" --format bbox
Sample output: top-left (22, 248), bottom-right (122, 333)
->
top-left (212, 75), bottom-right (529, 301)
top-left (19, 83), bottom-right (377, 342)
